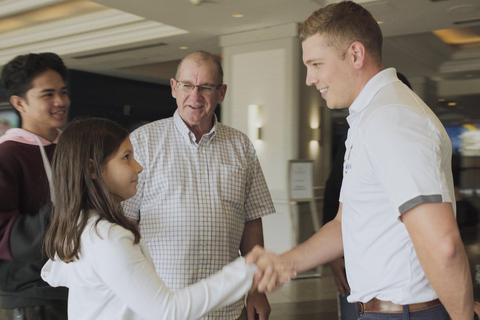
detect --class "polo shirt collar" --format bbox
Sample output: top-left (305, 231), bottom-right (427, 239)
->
top-left (173, 109), bottom-right (217, 144)
top-left (347, 68), bottom-right (398, 124)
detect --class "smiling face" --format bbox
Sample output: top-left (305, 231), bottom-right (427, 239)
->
top-left (171, 58), bottom-right (226, 133)
top-left (101, 137), bottom-right (143, 203)
top-left (12, 69), bottom-right (70, 140)
top-left (302, 33), bottom-right (358, 110)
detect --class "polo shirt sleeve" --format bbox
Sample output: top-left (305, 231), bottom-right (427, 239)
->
top-left (243, 140), bottom-right (275, 221)
top-left (121, 129), bottom-right (145, 220)
top-left (362, 105), bottom-right (453, 216)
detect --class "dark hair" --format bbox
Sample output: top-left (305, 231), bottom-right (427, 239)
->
top-left (44, 118), bottom-right (140, 262)
top-left (397, 72), bottom-right (412, 89)
top-left (175, 51), bottom-right (224, 84)
top-left (1, 52), bottom-right (68, 98)
top-left (299, 1), bottom-right (383, 63)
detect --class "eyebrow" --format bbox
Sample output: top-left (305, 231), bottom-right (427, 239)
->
top-left (38, 86), bottom-right (68, 93)
top-left (304, 59), bottom-right (320, 65)
top-left (39, 89), bottom-right (54, 93)
top-left (178, 80), bottom-right (217, 87)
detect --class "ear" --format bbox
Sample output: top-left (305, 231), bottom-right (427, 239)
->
top-left (89, 159), bottom-right (98, 180)
top-left (170, 78), bottom-right (178, 99)
top-left (349, 41), bottom-right (366, 70)
top-left (10, 95), bottom-right (27, 114)
top-left (216, 84), bottom-right (227, 104)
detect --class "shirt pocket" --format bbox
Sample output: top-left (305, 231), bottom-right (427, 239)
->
top-left (219, 165), bottom-right (246, 210)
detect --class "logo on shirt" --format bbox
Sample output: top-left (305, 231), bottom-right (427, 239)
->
top-left (344, 145), bottom-right (353, 174)
top-left (345, 162), bottom-right (352, 174)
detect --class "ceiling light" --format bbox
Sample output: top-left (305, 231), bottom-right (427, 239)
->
top-left (232, 14), bottom-right (244, 18)
top-left (433, 28), bottom-right (480, 45)
top-left (448, 102), bottom-right (457, 106)
top-left (179, 46), bottom-right (188, 50)
top-left (377, 21), bottom-right (384, 25)
top-left (438, 98), bottom-right (446, 102)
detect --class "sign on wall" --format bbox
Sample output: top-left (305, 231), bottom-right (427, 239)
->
top-left (288, 160), bottom-right (314, 201)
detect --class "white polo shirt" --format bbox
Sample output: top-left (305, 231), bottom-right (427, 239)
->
top-left (340, 68), bottom-right (455, 304)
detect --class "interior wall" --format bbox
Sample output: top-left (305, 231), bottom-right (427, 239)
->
top-left (221, 27), bottom-right (300, 253)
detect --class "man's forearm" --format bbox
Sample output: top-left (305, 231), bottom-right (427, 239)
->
top-left (240, 218), bottom-right (264, 255)
top-left (403, 202), bottom-right (473, 320)
top-left (419, 238), bottom-right (473, 320)
top-left (281, 218), bottom-right (343, 273)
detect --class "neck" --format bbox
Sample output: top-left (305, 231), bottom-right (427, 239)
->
top-left (355, 64), bottom-right (384, 98)
top-left (190, 126), bottom-right (211, 143)
top-left (185, 118), bottom-right (214, 144)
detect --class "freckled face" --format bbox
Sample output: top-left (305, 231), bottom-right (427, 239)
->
top-left (302, 33), bottom-right (357, 110)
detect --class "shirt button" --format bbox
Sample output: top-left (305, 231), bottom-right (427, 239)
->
top-left (198, 148), bottom-right (202, 153)
top-left (204, 218), bottom-right (208, 222)
top-left (203, 194), bottom-right (206, 197)
top-left (200, 170), bottom-right (204, 174)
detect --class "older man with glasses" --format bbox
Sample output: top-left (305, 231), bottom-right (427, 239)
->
top-left (123, 51), bottom-right (275, 320)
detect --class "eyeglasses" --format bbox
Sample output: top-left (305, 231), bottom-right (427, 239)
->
top-left (175, 80), bottom-right (223, 95)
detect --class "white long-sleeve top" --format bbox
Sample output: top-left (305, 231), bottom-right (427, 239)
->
top-left (41, 214), bottom-right (257, 320)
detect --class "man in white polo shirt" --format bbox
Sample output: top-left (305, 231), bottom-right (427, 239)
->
top-left (280, 1), bottom-right (475, 319)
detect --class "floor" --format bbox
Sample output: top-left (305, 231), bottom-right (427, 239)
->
top-left (267, 221), bottom-right (480, 320)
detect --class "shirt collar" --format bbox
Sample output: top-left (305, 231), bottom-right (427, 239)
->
top-left (347, 68), bottom-right (398, 125)
top-left (173, 110), bottom-right (217, 145)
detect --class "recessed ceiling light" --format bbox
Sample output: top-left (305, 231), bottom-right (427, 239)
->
top-left (448, 102), bottom-right (457, 106)
top-left (232, 14), bottom-right (244, 18)
top-left (179, 46), bottom-right (188, 50)
top-left (438, 98), bottom-right (446, 102)
top-left (377, 21), bottom-right (384, 25)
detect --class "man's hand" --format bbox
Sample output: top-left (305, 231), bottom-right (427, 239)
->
top-left (246, 291), bottom-right (271, 320)
top-left (245, 245), bottom-right (296, 293)
top-left (329, 257), bottom-right (350, 297)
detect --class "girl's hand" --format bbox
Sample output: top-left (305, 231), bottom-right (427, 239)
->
top-left (245, 245), bottom-right (296, 293)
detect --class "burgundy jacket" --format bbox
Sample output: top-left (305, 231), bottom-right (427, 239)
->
top-left (0, 129), bottom-right (67, 308)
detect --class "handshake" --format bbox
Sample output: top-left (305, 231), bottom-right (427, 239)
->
top-left (245, 245), bottom-right (296, 293)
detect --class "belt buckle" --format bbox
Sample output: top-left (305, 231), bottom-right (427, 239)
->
top-left (357, 302), bottom-right (364, 314)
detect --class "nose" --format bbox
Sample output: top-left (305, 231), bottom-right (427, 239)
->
top-left (133, 158), bottom-right (143, 174)
top-left (189, 86), bottom-right (204, 100)
top-left (305, 68), bottom-right (317, 87)
top-left (54, 93), bottom-right (70, 107)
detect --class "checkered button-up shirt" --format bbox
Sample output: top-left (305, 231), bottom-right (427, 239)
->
top-left (123, 110), bottom-right (275, 319)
